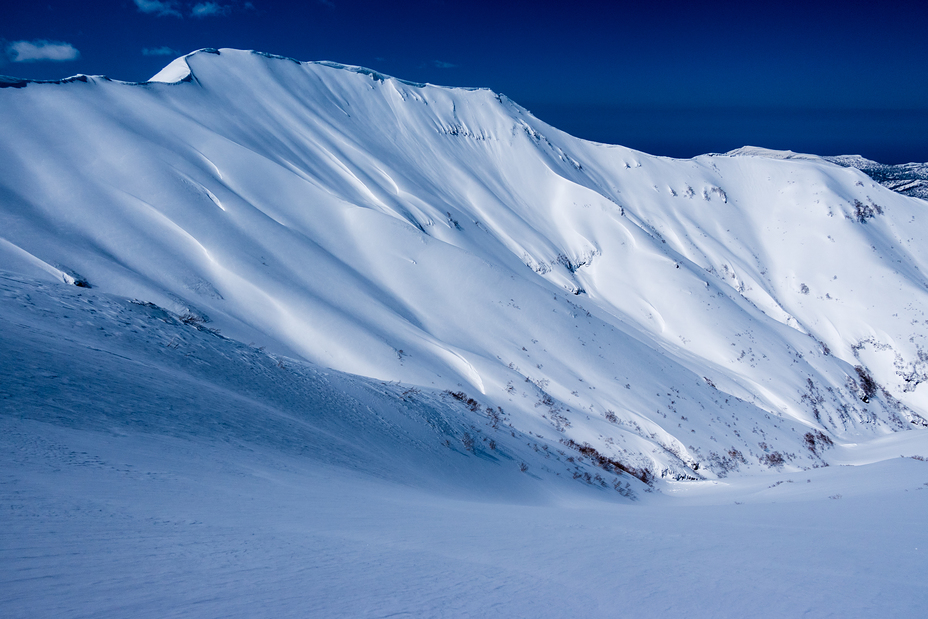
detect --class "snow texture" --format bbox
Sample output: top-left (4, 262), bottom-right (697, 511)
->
top-left (2, 49), bottom-right (928, 616)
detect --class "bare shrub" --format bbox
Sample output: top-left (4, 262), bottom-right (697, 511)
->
top-left (560, 438), bottom-right (654, 485)
top-left (179, 312), bottom-right (205, 325)
top-left (855, 366), bottom-right (877, 402)
top-left (537, 393), bottom-right (555, 407)
top-left (852, 199), bottom-right (883, 223)
top-left (446, 390), bottom-right (481, 411)
top-left (760, 451), bottom-right (785, 468)
top-left (803, 430), bottom-right (834, 455)
top-left (705, 449), bottom-right (747, 477)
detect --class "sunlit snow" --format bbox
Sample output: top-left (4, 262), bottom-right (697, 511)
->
top-left (2, 49), bottom-right (928, 616)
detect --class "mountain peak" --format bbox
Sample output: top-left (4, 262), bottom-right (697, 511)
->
top-left (725, 145), bottom-right (823, 161)
top-left (148, 47), bottom-right (481, 94)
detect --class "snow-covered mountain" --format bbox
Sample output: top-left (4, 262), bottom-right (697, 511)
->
top-left (5, 48), bottom-right (928, 618)
top-left (3, 48), bottom-right (928, 484)
top-left (728, 145), bottom-right (928, 200)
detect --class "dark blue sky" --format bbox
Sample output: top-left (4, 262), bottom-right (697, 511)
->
top-left (4, 0), bottom-right (928, 163)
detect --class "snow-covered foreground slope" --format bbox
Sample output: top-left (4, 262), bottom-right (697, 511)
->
top-left (3, 49), bottom-right (928, 482)
top-left (3, 272), bottom-right (928, 618)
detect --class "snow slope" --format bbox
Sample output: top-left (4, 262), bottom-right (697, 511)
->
top-left (728, 146), bottom-right (928, 200)
top-left (3, 270), bottom-right (928, 618)
top-left (5, 48), bottom-right (928, 617)
top-left (2, 47), bottom-right (928, 483)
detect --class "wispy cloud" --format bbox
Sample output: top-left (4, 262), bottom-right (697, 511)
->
top-left (191, 2), bottom-right (231, 17)
top-left (133, 0), bottom-right (182, 17)
top-left (142, 46), bottom-right (179, 56)
top-left (431, 60), bottom-right (457, 69)
top-left (7, 40), bottom-right (80, 63)
top-left (318, 0), bottom-right (335, 8)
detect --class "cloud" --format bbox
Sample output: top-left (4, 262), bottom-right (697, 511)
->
top-left (133, 0), bottom-right (182, 17)
top-left (431, 60), bottom-right (457, 69)
top-left (7, 40), bottom-right (80, 63)
top-left (317, 0), bottom-right (335, 7)
top-left (191, 2), bottom-right (232, 17)
top-left (142, 46), bottom-right (179, 56)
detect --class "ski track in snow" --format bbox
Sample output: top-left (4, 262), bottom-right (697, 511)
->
top-left (3, 49), bottom-right (928, 616)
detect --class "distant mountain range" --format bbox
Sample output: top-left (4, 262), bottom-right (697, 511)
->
top-left (827, 156), bottom-right (928, 200)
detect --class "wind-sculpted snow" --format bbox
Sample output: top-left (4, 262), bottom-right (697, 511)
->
top-left (0, 271), bottom-right (634, 498)
top-left (2, 48), bottom-right (928, 483)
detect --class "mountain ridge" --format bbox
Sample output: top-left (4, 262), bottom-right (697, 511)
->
top-left (2, 48), bottom-right (927, 482)
top-left (727, 145), bottom-right (928, 199)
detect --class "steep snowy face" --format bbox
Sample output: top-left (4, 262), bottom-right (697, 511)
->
top-left (2, 48), bottom-right (927, 480)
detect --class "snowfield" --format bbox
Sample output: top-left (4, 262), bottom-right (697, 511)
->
top-left (2, 49), bottom-right (928, 616)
